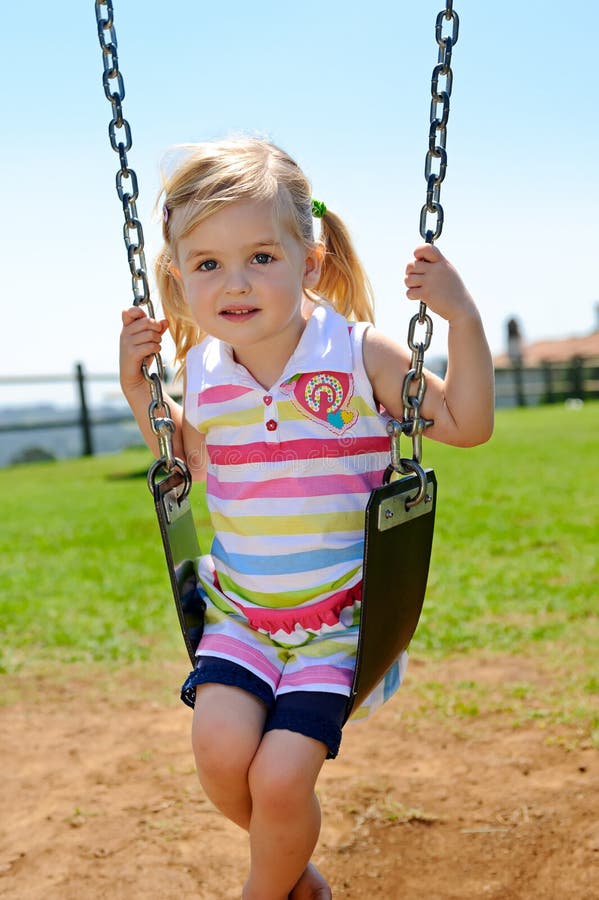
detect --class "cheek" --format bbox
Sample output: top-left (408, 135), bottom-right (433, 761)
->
top-left (184, 277), bottom-right (209, 303)
top-left (271, 267), bottom-right (303, 292)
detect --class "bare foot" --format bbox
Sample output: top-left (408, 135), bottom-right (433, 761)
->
top-left (289, 862), bottom-right (332, 899)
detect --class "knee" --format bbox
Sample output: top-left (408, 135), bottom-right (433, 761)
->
top-left (191, 714), bottom-right (251, 788)
top-left (190, 684), bottom-right (267, 789)
top-left (248, 753), bottom-right (313, 818)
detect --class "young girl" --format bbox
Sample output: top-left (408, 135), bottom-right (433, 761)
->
top-left (120, 137), bottom-right (494, 900)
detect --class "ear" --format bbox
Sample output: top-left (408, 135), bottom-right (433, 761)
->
top-left (303, 241), bottom-right (325, 288)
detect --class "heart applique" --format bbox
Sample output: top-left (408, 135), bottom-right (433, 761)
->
top-left (281, 371), bottom-right (358, 434)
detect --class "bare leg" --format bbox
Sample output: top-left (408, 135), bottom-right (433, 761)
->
top-left (243, 730), bottom-right (328, 900)
top-left (191, 686), bottom-right (332, 898)
top-left (191, 683), bottom-right (266, 828)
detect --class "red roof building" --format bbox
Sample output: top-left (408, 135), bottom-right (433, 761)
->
top-left (494, 330), bottom-right (599, 367)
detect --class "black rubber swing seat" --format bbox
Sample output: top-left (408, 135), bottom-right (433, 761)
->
top-left (345, 468), bottom-right (436, 720)
top-left (153, 465), bottom-right (436, 721)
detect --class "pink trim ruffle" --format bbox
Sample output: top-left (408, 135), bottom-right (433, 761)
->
top-left (213, 575), bottom-right (362, 635)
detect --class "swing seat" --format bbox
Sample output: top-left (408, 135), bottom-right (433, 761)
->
top-left (345, 468), bottom-right (437, 720)
top-left (153, 469), bottom-right (205, 663)
top-left (153, 465), bottom-right (436, 721)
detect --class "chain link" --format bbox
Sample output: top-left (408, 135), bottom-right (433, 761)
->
top-left (394, 1), bottom-right (459, 480)
top-left (420, 0), bottom-right (459, 245)
top-left (94, 0), bottom-right (184, 483)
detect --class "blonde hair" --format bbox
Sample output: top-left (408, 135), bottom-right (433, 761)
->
top-left (155, 137), bottom-right (375, 371)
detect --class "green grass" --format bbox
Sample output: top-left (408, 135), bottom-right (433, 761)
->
top-left (1, 404), bottom-right (597, 693)
top-left (414, 403), bottom-right (598, 666)
top-left (0, 449), bottom-right (212, 673)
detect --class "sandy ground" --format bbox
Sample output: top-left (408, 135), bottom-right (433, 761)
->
top-left (1, 653), bottom-right (597, 900)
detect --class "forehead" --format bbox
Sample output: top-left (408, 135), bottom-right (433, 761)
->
top-left (178, 198), bottom-right (296, 253)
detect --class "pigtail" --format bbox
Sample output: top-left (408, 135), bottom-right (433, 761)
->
top-left (314, 209), bottom-right (375, 325)
top-left (155, 246), bottom-right (201, 377)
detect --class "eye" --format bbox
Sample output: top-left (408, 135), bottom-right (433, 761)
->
top-left (253, 252), bottom-right (273, 265)
top-left (198, 259), bottom-right (218, 271)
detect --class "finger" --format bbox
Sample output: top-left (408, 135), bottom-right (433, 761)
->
top-left (124, 316), bottom-right (165, 337)
top-left (125, 340), bottom-right (164, 364)
top-left (135, 340), bottom-right (163, 358)
top-left (405, 287), bottom-right (423, 301)
top-left (412, 243), bottom-right (443, 263)
top-left (122, 306), bottom-right (147, 326)
top-left (126, 328), bottom-right (164, 350)
top-left (404, 274), bottom-right (423, 288)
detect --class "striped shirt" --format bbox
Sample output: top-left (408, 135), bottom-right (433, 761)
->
top-left (185, 304), bottom-right (392, 644)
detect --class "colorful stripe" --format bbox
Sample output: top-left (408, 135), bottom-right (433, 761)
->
top-left (216, 565), bottom-right (362, 609)
top-left (199, 394), bottom-right (382, 427)
top-left (198, 634), bottom-right (281, 685)
top-left (210, 509), bottom-right (366, 537)
top-left (207, 435), bottom-right (390, 466)
top-left (207, 471), bottom-right (379, 501)
top-left (209, 489), bottom-right (372, 520)
top-left (279, 664), bottom-right (354, 690)
top-left (211, 536), bottom-right (364, 576)
top-left (198, 384), bottom-right (254, 405)
top-left (200, 406), bottom-right (266, 430)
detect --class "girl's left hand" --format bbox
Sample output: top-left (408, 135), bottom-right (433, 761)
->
top-left (404, 244), bottom-right (476, 323)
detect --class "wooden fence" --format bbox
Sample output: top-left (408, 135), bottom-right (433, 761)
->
top-left (494, 355), bottom-right (599, 407)
top-left (0, 365), bottom-right (132, 459)
top-left (1, 357), bottom-right (597, 461)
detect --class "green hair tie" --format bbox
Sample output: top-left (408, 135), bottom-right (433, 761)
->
top-left (311, 199), bottom-right (327, 219)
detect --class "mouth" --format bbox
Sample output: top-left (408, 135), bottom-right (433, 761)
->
top-left (219, 307), bottom-right (260, 321)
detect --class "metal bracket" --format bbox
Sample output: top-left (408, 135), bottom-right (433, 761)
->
top-left (377, 476), bottom-right (435, 531)
top-left (160, 486), bottom-right (192, 525)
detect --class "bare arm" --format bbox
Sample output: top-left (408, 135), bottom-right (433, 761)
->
top-left (119, 306), bottom-right (207, 480)
top-left (363, 245), bottom-right (495, 448)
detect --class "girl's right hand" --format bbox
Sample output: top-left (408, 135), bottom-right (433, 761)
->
top-left (119, 306), bottom-right (169, 393)
top-left (404, 244), bottom-right (477, 324)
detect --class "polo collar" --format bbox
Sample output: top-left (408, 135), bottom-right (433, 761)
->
top-left (197, 304), bottom-right (354, 392)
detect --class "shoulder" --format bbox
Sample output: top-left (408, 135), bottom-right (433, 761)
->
top-left (185, 336), bottom-right (208, 381)
top-left (360, 326), bottom-right (413, 417)
top-left (362, 326), bottom-right (411, 380)
top-left (311, 301), bottom-right (370, 359)
top-left (186, 333), bottom-right (213, 368)
top-left (186, 333), bottom-right (234, 390)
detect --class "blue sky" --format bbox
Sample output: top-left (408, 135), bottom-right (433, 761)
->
top-left (2, 1), bottom-right (597, 405)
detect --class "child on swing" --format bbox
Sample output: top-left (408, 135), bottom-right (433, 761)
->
top-left (120, 137), bottom-right (494, 900)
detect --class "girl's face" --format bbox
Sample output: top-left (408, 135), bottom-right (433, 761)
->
top-left (174, 199), bottom-right (322, 380)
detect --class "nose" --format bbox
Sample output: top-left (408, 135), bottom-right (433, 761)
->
top-left (224, 267), bottom-right (251, 295)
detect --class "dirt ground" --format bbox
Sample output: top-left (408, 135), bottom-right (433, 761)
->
top-left (1, 653), bottom-right (597, 900)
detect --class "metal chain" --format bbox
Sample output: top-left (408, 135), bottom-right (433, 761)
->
top-left (94, 1), bottom-right (186, 488)
top-left (391, 1), bottom-right (459, 487)
top-left (420, 0), bottom-right (459, 245)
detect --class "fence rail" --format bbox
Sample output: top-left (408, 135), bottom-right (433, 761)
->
top-left (1, 357), bottom-right (598, 464)
top-left (494, 355), bottom-right (599, 407)
top-left (0, 364), bottom-right (134, 462)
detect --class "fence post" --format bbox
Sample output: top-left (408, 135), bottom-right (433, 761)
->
top-left (75, 363), bottom-right (94, 457)
top-left (569, 355), bottom-right (584, 399)
top-left (541, 360), bottom-right (555, 404)
top-left (511, 359), bottom-right (526, 407)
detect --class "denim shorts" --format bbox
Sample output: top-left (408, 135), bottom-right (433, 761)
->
top-left (181, 656), bottom-right (349, 758)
